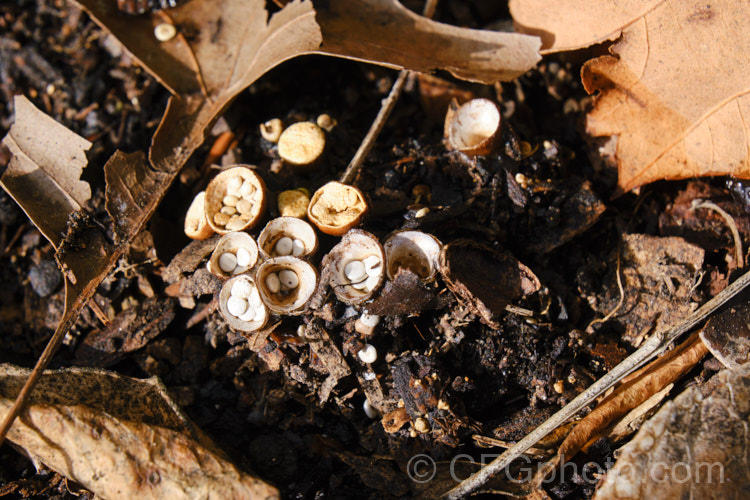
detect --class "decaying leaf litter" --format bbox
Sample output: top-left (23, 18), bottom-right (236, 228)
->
top-left (2, 0), bottom-right (750, 498)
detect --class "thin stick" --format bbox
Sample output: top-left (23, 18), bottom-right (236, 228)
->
top-left (443, 266), bottom-right (750, 499)
top-left (339, 0), bottom-right (438, 184)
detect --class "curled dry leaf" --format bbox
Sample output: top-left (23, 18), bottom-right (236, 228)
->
top-left (553, 331), bottom-right (707, 463)
top-left (73, 0), bottom-right (541, 172)
top-left (511, 0), bottom-right (750, 192)
top-left (595, 363), bottom-right (750, 500)
top-left (0, 96), bottom-right (91, 247)
top-left (0, 364), bottom-right (278, 499)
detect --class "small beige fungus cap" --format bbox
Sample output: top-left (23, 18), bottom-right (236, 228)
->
top-left (260, 118), bottom-right (283, 143)
top-left (154, 23), bottom-right (177, 42)
top-left (208, 231), bottom-right (259, 278)
top-left (316, 113), bottom-right (337, 132)
top-left (307, 181), bottom-right (368, 236)
top-left (258, 216), bottom-right (318, 260)
top-left (444, 98), bottom-right (502, 156)
top-left (205, 165), bottom-right (267, 234)
top-left (219, 275), bottom-right (268, 332)
top-left (277, 189), bottom-right (310, 218)
top-left (184, 191), bottom-right (214, 240)
top-left (277, 122), bottom-right (326, 166)
top-left (256, 256), bottom-right (318, 315)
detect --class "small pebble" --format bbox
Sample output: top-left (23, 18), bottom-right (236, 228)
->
top-left (358, 344), bottom-right (377, 363)
top-left (278, 269), bottom-right (298, 289)
top-left (238, 305), bottom-right (257, 322)
top-left (226, 296), bottom-right (248, 317)
top-left (345, 260), bottom-right (366, 281)
top-left (231, 279), bottom-right (252, 299)
top-left (29, 260), bottom-right (62, 297)
top-left (363, 399), bottom-right (378, 419)
top-left (218, 252), bottom-right (237, 273)
top-left (223, 195), bottom-right (239, 206)
top-left (239, 180), bottom-right (255, 197)
top-left (275, 236), bottom-right (293, 256)
top-left (363, 255), bottom-right (381, 276)
top-left (225, 216), bottom-right (246, 231)
top-left (291, 238), bottom-right (305, 256)
top-left (213, 212), bottom-right (230, 226)
top-left (265, 273), bottom-right (281, 294)
top-left (236, 198), bottom-right (253, 214)
top-left (226, 176), bottom-right (242, 194)
top-left (236, 247), bottom-right (252, 267)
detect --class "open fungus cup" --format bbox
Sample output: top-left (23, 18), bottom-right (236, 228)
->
top-left (277, 121), bottom-right (327, 167)
top-left (219, 275), bottom-right (268, 332)
top-left (257, 217), bottom-right (318, 260)
top-left (327, 229), bottom-right (385, 305)
top-left (208, 232), bottom-right (259, 278)
top-left (205, 165), bottom-right (267, 234)
top-left (444, 98), bottom-right (502, 156)
top-left (307, 181), bottom-right (368, 236)
top-left (384, 230), bottom-right (442, 282)
top-left (256, 256), bottom-right (318, 315)
top-left (184, 191), bottom-right (214, 240)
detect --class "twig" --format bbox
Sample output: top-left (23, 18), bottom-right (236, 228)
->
top-left (691, 199), bottom-right (744, 268)
top-left (443, 266), bottom-right (750, 499)
top-left (339, 0), bottom-right (438, 184)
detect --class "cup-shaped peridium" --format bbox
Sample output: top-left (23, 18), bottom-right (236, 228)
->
top-left (328, 229), bottom-right (385, 305)
top-left (384, 230), bottom-right (442, 282)
top-left (184, 191), bottom-right (215, 240)
top-left (257, 217), bottom-right (318, 260)
top-left (219, 275), bottom-right (268, 332)
top-left (256, 256), bottom-right (318, 315)
top-left (205, 165), bottom-right (267, 234)
top-left (208, 231), bottom-right (259, 278)
top-left (444, 98), bottom-right (502, 156)
top-left (307, 181), bottom-right (368, 236)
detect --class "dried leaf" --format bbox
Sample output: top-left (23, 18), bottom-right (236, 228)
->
top-left (0, 95), bottom-right (91, 247)
top-left (555, 331), bottom-right (707, 462)
top-left (74, 0), bottom-right (540, 172)
top-left (595, 363), bottom-right (750, 499)
top-left (511, 0), bottom-right (750, 192)
top-left (0, 364), bottom-right (278, 499)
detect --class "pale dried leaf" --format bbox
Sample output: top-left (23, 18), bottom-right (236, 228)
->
top-left (556, 332), bottom-right (707, 462)
top-left (0, 364), bottom-right (278, 500)
top-left (0, 95), bottom-right (91, 247)
top-left (595, 363), bottom-right (750, 499)
top-left (511, 0), bottom-right (750, 192)
top-left (509, 0), bottom-right (661, 53)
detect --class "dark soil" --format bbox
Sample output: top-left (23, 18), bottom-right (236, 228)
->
top-left (0, 1), bottom-right (745, 499)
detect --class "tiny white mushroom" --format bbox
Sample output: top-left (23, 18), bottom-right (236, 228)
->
top-left (358, 344), bottom-right (377, 364)
top-left (292, 238), bottom-right (305, 256)
top-left (226, 296), bottom-right (248, 317)
top-left (153, 23), bottom-right (177, 42)
top-left (278, 269), bottom-right (299, 289)
top-left (363, 399), bottom-right (378, 419)
top-left (275, 236), bottom-right (293, 256)
top-left (345, 260), bottom-right (366, 282)
top-left (218, 252), bottom-right (237, 273)
top-left (265, 273), bottom-right (281, 294)
top-left (230, 279), bottom-right (252, 299)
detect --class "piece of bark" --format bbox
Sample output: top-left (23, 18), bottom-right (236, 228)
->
top-left (440, 240), bottom-right (541, 328)
top-left (75, 297), bottom-right (176, 367)
top-left (699, 294), bottom-right (750, 370)
top-left (595, 363), bottom-right (750, 499)
top-left (366, 268), bottom-right (446, 316)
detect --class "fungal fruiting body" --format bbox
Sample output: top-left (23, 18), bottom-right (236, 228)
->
top-left (328, 230), bottom-right (385, 305)
top-left (256, 256), bottom-right (318, 315)
top-left (444, 98), bottom-right (502, 156)
top-left (277, 122), bottom-right (326, 166)
top-left (277, 189), bottom-right (311, 218)
top-left (184, 191), bottom-right (214, 240)
top-left (308, 182), bottom-right (369, 236)
top-left (208, 232), bottom-right (259, 278)
top-left (258, 217), bottom-right (318, 260)
top-left (219, 275), bottom-right (268, 332)
top-left (205, 166), bottom-right (266, 234)
top-left (260, 118), bottom-right (283, 143)
top-left (384, 230), bottom-right (442, 282)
